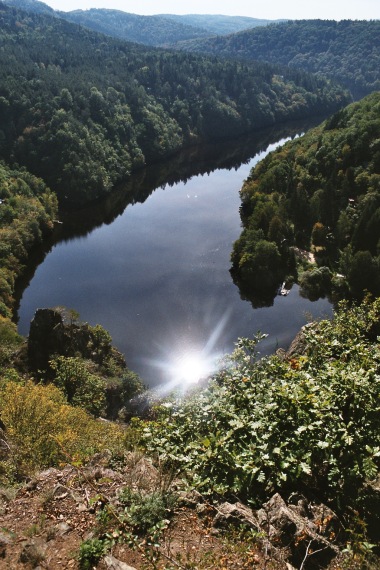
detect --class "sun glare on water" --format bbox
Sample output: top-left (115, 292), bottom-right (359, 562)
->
top-left (145, 310), bottom-right (232, 396)
top-left (171, 352), bottom-right (216, 385)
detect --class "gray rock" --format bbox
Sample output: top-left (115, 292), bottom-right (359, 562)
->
top-left (177, 489), bottom-right (203, 507)
top-left (286, 323), bottom-right (315, 358)
top-left (55, 521), bottom-right (72, 536)
top-left (27, 308), bottom-right (125, 372)
top-left (103, 554), bottom-right (137, 570)
top-left (257, 493), bottom-right (340, 567)
top-left (213, 501), bottom-right (260, 529)
top-left (52, 484), bottom-right (69, 500)
top-left (19, 540), bottom-right (46, 566)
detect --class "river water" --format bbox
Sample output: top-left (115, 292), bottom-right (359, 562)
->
top-left (17, 123), bottom-right (332, 389)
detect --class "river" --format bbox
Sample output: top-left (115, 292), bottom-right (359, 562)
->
top-left (16, 121), bottom-right (332, 389)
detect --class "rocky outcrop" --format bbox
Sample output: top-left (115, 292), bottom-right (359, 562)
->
top-left (27, 308), bottom-right (125, 373)
top-left (213, 493), bottom-right (342, 569)
top-left (286, 323), bottom-right (316, 359)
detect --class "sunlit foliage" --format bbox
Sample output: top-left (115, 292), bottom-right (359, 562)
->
top-left (0, 4), bottom-right (349, 205)
top-left (142, 297), bottom-right (380, 525)
top-left (232, 92), bottom-right (380, 301)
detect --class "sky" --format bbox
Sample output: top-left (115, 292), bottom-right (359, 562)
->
top-left (44, 0), bottom-right (380, 21)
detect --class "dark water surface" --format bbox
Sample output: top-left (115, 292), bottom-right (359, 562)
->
top-left (17, 123), bottom-right (332, 388)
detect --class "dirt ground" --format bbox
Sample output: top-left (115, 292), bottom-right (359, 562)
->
top-left (0, 456), bottom-right (274, 570)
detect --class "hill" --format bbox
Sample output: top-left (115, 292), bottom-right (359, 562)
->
top-left (0, 2), bottom-right (348, 208)
top-left (177, 19), bottom-right (380, 99)
top-left (0, 0), bottom-right (54, 14)
top-left (62, 9), bottom-right (211, 46)
top-left (231, 92), bottom-right (380, 305)
top-left (3, 0), bottom-right (281, 46)
top-left (158, 13), bottom-right (284, 35)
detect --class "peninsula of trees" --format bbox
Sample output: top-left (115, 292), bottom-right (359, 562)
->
top-left (231, 92), bottom-right (380, 304)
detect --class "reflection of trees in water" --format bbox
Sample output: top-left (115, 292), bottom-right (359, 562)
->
top-left (230, 269), bottom-right (279, 309)
top-left (13, 116), bottom-right (325, 318)
top-left (55, 116), bottom-right (323, 241)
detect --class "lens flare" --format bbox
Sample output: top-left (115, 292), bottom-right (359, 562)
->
top-left (171, 351), bottom-right (217, 385)
top-left (143, 310), bottom-right (232, 397)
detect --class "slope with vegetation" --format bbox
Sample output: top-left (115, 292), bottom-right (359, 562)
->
top-left (2, 297), bottom-right (380, 568)
top-left (0, 163), bottom-right (57, 318)
top-left (156, 13), bottom-right (284, 36)
top-left (231, 92), bottom-right (380, 304)
top-left (0, 2), bottom-right (349, 206)
top-left (0, 305), bottom-right (143, 480)
top-left (62, 9), bottom-right (212, 47)
top-left (4, 0), bottom-right (282, 43)
top-left (142, 297), bottom-right (380, 558)
top-left (178, 19), bottom-right (380, 99)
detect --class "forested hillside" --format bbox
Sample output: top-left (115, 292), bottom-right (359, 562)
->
top-left (2, 0), bottom-right (54, 15)
top-left (62, 9), bottom-right (211, 46)
top-left (231, 92), bottom-right (380, 304)
top-left (157, 13), bottom-right (283, 35)
top-left (0, 2), bottom-right (349, 206)
top-left (4, 1), bottom-right (281, 43)
top-left (0, 163), bottom-right (57, 318)
top-left (4, 0), bottom-right (278, 44)
top-left (178, 20), bottom-right (380, 99)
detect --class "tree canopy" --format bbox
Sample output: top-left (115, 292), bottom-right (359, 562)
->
top-left (177, 20), bottom-right (380, 100)
top-left (231, 92), bottom-right (380, 303)
top-left (0, 3), bottom-right (349, 206)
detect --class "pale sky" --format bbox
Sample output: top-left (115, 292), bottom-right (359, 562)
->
top-left (44, 0), bottom-right (380, 21)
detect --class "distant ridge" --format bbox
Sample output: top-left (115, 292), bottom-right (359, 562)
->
top-left (157, 13), bottom-right (284, 35)
top-left (2, 0), bottom-right (280, 46)
top-left (175, 19), bottom-right (380, 99)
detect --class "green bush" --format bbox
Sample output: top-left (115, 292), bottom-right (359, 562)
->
top-left (142, 298), bottom-right (380, 516)
top-left (49, 356), bottom-right (107, 417)
top-left (78, 538), bottom-right (107, 570)
top-left (118, 487), bottom-right (176, 535)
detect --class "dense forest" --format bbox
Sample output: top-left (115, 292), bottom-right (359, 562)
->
top-left (62, 9), bottom-right (212, 47)
top-left (177, 20), bottom-right (380, 99)
top-left (231, 92), bottom-right (380, 305)
top-left (0, 2), bottom-right (349, 207)
top-left (4, 1), bottom-right (281, 43)
top-left (61, 10), bottom-right (283, 47)
top-left (4, 3), bottom-right (379, 101)
top-left (0, 163), bottom-right (57, 318)
top-left (157, 13), bottom-right (283, 35)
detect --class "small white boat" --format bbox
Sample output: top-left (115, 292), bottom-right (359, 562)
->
top-left (279, 282), bottom-right (289, 296)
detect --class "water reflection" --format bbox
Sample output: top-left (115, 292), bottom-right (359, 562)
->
top-left (15, 116), bottom-right (332, 388)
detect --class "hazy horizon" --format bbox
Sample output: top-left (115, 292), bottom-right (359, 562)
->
top-left (43, 0), bottom-right (380, 21)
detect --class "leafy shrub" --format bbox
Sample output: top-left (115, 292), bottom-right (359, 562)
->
top-left (118, 487), bottom-right (176, 534)
top-left (49, 356), bottom-right (107, 417)
top-left (142, 298), bottom-right (380, 515)
top-left (0, 316), bottom-right (23, 368)
top-left (78, 538), bottom-right (107, 570)
top-left (299, 265), bottom-right (332, 300)
top-left (0, 379), bottom-right (123, 479)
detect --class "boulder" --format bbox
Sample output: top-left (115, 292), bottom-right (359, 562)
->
top-left (27, 308), bottom-right (125, 373)
top-left (213, 501), bottom-right (260, 530)
top-left (257, 493), bottom-right (340, 568)
top-left (286, 323), bottom-right (315, 358)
